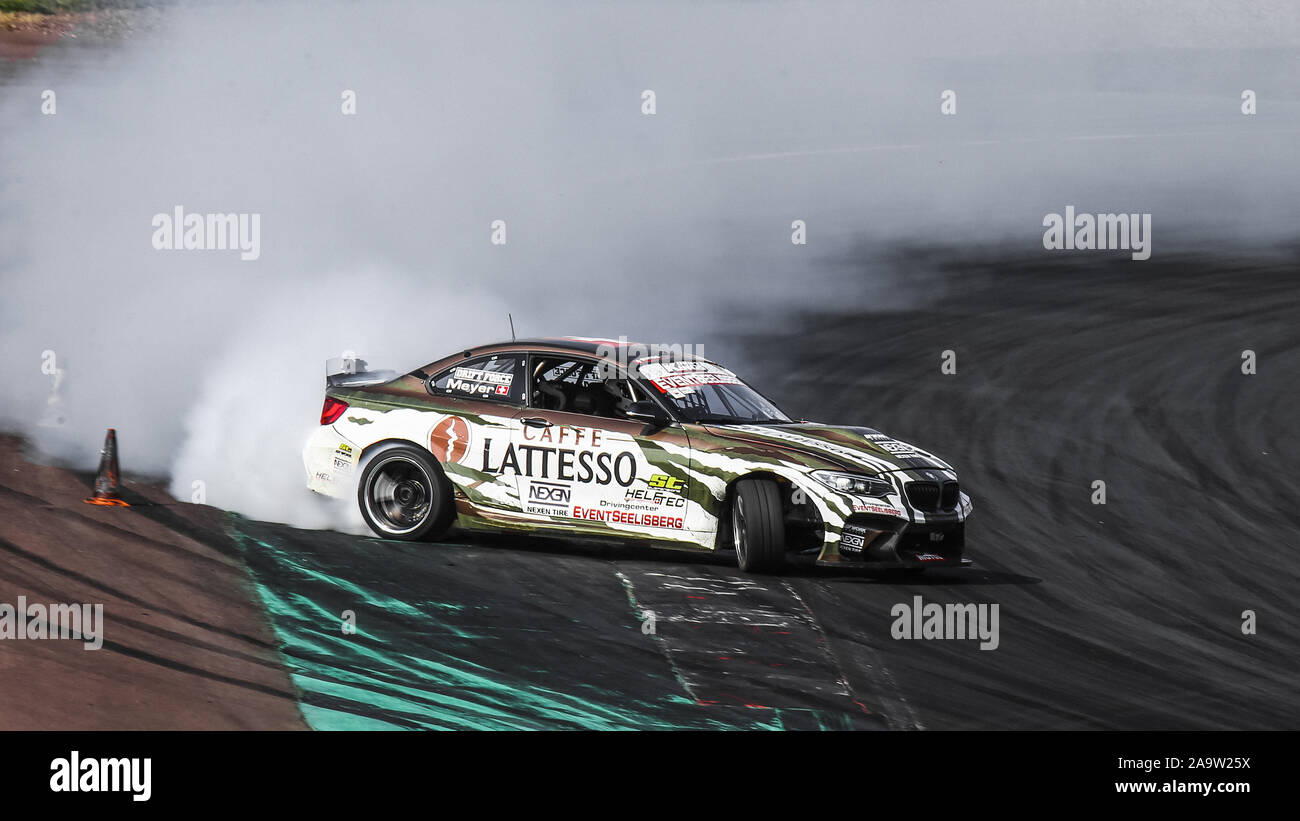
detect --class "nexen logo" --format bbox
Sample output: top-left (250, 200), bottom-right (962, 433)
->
top-left (529, 483), bottom-right (571, 504)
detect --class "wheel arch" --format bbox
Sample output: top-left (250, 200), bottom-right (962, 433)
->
top-left (354, 438), bottom-right (458, 539)
top-left (358, 436), bottom-right (438, 466)
top-left (714, 470), bottom-right (817, 550)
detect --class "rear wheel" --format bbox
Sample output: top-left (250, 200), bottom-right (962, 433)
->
top-left (357, 444), bottom-right (454, 540)
top-left (731, 478), bottom-right (786, 573)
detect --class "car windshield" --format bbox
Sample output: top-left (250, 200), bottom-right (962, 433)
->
top-left (634, 359), bottom-right (791, 424)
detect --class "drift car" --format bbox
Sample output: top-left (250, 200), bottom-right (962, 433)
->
top-left (303, 338), bottom-right (972, 572)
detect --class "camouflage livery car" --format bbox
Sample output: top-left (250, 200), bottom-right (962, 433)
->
top-left (303, 337), bottom-right (973, 572)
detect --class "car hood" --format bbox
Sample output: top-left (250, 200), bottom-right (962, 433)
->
top-left (698, 422), bottom-right (953, 475)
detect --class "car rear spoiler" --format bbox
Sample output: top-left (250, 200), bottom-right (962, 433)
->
top-left (325, 355), bottom-right (399, 388)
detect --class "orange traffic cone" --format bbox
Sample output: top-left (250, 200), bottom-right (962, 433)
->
top-left (84, 428), bottom-right (130, 507)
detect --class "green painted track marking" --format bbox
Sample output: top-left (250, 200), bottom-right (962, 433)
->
top-left (228, 516), bottom-right (857, 730)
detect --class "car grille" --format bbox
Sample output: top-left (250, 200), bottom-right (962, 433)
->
top-left (940, 481), bottom-right (960, 509)
top-left (906, 480), bottom-right (959, 512)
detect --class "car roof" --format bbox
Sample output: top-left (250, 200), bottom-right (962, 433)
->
top-left (503, 337), bottom-right (632, 355)
top-left (481, 337), bottom-right (706, 360)
top-left (421, 337), bottom-right (712, 374)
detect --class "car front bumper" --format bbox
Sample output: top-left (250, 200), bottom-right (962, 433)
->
top-left (816, 491), bottom-right (973, 566)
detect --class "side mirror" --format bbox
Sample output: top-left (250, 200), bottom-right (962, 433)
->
top-left (626, 400), bottom-right (671, 426)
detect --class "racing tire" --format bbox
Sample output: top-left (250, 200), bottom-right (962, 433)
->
top-left (731, 478), bottom-right (786, 573)
top-left (357, 443), bottom-right (454, 541)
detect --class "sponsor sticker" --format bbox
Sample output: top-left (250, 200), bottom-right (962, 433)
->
top-left (840, 527), bottom-right (867, 554)
top-left (638, 361), bottom-right (740, 398)
top-left (482, 435), bottom-right (635, 487)
top-left (853, 501), bottom-right (904, 516)
top-left (453, 366), bottom-right (512, 385)
top-left (448, 366), bottom-right (515, 397)
top-left (623, 487), bottom-right (686, 507)
top-left (572, 505), bottom-right (684, 530)
top-left (480, 427), bottom-right (692, 531)
top-left (600, 498), bottom-right (664, 513)
top-left (647, 473), bottom-right (686, 493)
top-left (332, 443), bottom-right (356, 473)
top-left (429, 416), bottom-right (472, 463)
top-left (873, 438), bottom-right (919, 456)
top-left (526, 480), bottom-right (571, 509)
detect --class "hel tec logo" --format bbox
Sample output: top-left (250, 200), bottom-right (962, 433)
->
top-left (429, 416), bottom-right (471, 463)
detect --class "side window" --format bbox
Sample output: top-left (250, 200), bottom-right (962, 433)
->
top-left (530, 357), bottom-right (640, 419)
top-left (429, 354), bottom-right (526, 405)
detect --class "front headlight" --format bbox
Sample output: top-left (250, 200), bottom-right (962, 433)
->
top-left (811, 470), bottom-right (894, 499)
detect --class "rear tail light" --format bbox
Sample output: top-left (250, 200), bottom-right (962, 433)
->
top-left (320, 397), bottom-right (349, 425)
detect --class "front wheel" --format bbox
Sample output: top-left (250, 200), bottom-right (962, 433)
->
top-left (731, 478), bottom-right (786, 573)
top-left (356, 444), bottom-right (454, 540)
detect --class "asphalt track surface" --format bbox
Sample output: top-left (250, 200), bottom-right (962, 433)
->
top-left (231, 250), bottom-right (1299, 730)
top-left (0, 437), bottom-right (304, 730)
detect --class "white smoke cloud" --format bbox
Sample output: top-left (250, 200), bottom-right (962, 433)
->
top-left (2, 1), bottom-right (1299, 527)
